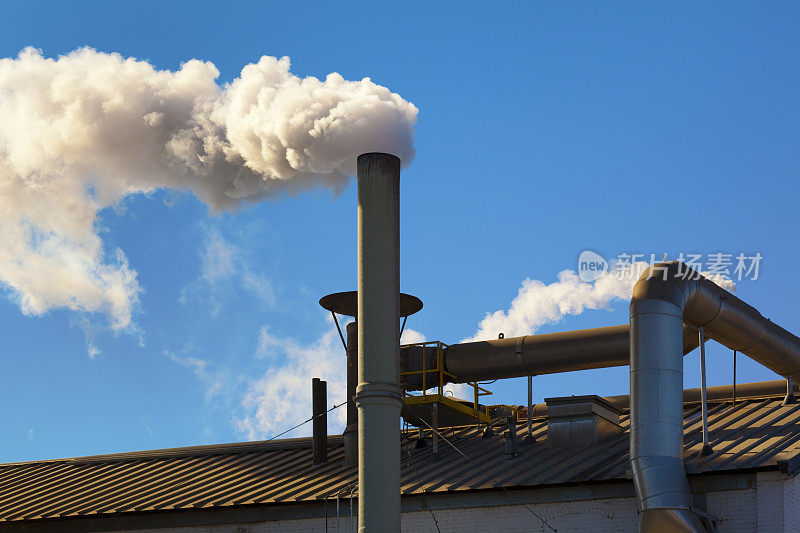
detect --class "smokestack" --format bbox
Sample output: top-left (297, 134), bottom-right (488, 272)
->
top-left (344, 321), bottom-right (359, 465)
top-left (355, 152), bottom-right (402, 532)
top-left (312, 378), bottom-right (327, 465)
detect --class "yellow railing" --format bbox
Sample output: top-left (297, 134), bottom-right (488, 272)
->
top-left (401, 340), bottom-right (492, 416)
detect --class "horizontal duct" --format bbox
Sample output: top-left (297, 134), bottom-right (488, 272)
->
top-left (401, 324), bottom-right (699, 390)
top-left (521, 379), bottom-right (797, 419)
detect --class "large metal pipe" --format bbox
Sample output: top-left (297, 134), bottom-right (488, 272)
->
top-left (355, 153), bottom-right (402, 533)
top-left (446, 324), bottom-right (701, 382)
top-left (401, 324), bottom-right (699, 390)
top-left (630, 262), bottom-right (800, 532)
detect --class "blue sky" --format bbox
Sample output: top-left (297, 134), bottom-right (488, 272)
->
top-left (0, 2), bottom-right (798, 462)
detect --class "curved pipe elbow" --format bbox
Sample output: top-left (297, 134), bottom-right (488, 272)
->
top-left (631, 262), bottom-right (800, 380)
top-left (630, 261), bottom-right (800, 532)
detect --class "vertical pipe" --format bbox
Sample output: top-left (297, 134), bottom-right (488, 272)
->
top-left (344, 322), bottom-right (358, 466)
top-left (504, 416), bottom-right (518, 459)
top-left (630, 298), bottom-right (704, 530)
top-left (312, 378), bottom-right (328, 464)
top-left (732, 350), bottom-right (737, 406)
top-left (699, 327), bottom-right (712, 456)
top-left (355, 153), bottom-right (402, 533)
top-left (431, 402), bottom-right (439, 461)
top-left (783, 375), bottom-right (796, 406)
top-left (527, 375), bottom-right (533, 441)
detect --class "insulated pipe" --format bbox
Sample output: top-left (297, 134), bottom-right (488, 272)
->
top-left (355, 153), bottom-right (402, 533)
top-left (629, 262), bottom-right (800, 533)
top-left (344, 321), bottom-right (358, 466)
top-left (401, 324), bottom-right (699, 390)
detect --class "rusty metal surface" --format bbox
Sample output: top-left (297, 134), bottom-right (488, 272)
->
top-left (1, 394), bottom-right (799, 524)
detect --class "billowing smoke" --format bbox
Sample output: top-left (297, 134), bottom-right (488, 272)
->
top-left (464, 262), bottom-right (736, 342)
top-left (0, 47), bottom-right (417, 329)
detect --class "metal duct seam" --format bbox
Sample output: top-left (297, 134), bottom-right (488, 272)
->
top-left (629, 261), bottom-right (800, 533)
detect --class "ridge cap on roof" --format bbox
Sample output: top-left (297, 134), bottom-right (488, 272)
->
top-left (0, 435), bottom-right (344, 467)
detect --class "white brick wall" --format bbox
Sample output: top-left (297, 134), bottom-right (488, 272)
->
top-left (121, 474), bottom-right (800, 533)
top-left (401, 498), bottom-right (640, 532)
top-left (122, 499), bottom-right (641, 533)
top-left (707, 487), bottom-right (758, 532)
top-left (784, 472), bottom-right (800, 532)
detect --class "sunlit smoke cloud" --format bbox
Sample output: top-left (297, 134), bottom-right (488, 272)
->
top-left (0, 47), bottom-right (417, 329)
top-left (463, 262), bottom-right (736, 342)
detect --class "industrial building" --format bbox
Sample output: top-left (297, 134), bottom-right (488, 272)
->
top-left (0, 380), bottom-right (799, 532)
top-left (3, 153), bottom-right (800, 532)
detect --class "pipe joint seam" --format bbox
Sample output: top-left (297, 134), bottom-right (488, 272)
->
top-left (355, 382), bottom-right (403, 407)
top-left (515, 335), bottom-right (528, 372)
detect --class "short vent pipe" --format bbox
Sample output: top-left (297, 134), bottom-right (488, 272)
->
top-left (312, 378), bottom-right (327, 465)
top-left (630, 262), bottom-right (800, 532)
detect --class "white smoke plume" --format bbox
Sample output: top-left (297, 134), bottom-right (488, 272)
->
top-left (0, 47), bottom-right (417, 329)
top-left (464, 262), bottom-right (736, 342)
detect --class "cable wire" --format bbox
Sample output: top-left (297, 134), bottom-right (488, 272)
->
top-left (265, 401), bottom-right (347, 442)
top-left (422, 493), bottom-right (442, 533)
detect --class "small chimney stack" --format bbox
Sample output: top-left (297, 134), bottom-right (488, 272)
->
top-left (312, 378), bottom-right (327, 464)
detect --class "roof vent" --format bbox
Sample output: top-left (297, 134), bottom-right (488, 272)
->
top-left (544, 395), bottom-right (622, 448)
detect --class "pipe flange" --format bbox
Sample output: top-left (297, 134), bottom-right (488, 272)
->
top-left (354, 382), bottom-right (403, 407)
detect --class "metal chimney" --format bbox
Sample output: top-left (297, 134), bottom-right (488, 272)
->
top-left (312, 378), bottom-right (327, 465)
top-left (355, 152), bottom-right (402, 532)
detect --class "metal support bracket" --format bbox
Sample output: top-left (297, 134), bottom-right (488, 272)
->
top-left (699, 326), bottom-right (713, 456)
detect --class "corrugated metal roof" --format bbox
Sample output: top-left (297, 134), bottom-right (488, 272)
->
top-left (1, 395), bottom-right (799, 523)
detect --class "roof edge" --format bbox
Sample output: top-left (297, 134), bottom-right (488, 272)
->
top-left (1, 435), bottom-right (344, 467)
